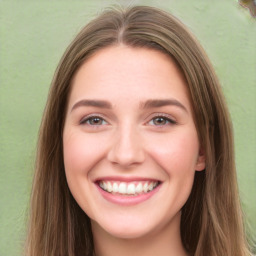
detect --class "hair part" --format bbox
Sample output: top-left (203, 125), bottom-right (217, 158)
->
top-left (25, 5), bottom-right (251, 256)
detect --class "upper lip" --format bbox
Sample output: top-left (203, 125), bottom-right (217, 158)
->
top-left (94, 176), bottom-right (161, 183)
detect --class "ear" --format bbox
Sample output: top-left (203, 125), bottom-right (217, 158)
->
top-left (195, 147), bottom-right (206, 171)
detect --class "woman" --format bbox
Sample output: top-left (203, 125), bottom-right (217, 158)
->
top-left (25, 5), bottom-right (252, 256)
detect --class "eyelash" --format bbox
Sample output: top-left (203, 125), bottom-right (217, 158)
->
top-left (79, 114), bottom-right (177, 127)
top-left (80, 115), bottom-right (108, 126)
top-left (148, 114), bottom-right (177, 126)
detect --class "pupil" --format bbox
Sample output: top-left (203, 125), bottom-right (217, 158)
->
top-left (90, 117), bottom-right (101, 125)
top-left (154, 117), bottom-right (166, 125)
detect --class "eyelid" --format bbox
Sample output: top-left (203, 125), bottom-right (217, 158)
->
top-left (80, 113), bottom-right (109, 125)
top-left (146, 113), bottom-right (177, 125)
top-left (79, 112), bottom-right (177, 126)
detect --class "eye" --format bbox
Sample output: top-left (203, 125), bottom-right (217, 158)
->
top-left (148, 115), bottom-right (176, 126)
top-left (80, 116), bottom-right (108, 126)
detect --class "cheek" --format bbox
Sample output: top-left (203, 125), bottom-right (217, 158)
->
top-left (144, 130), bottom-right (199, 219)
top-left (63, 131), bottom-right (106, 174)
top-left (62, 130), bottom-right (106, 217)
top-left (146, 129), bottom-right (199, 176)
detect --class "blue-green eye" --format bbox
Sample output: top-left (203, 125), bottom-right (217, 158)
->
top-left (81, 116), bottom-right (107, 126)
top-left (149, 116), bottom-right (176, 126)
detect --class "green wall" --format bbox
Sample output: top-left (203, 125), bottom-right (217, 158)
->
top-left (0, 1), bottom-right (255, 255)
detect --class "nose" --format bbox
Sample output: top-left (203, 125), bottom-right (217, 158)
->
top-left (107, 125), bottom-right (145, 168)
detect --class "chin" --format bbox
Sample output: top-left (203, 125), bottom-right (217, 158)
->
top-left (92, 217), bottom-right (156, 240)
top-left (110, 226), bottom-right (151, 239)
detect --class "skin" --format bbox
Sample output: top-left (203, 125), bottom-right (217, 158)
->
top-left (63, 45), bottom-right (205, 256)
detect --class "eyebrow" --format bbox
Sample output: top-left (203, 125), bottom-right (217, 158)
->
top-left (71, 99), bottom-right (112, 112)
top-left (71, 98), bottom-right (187, 112)
top-left (142, 99), bottom-right (188, 112)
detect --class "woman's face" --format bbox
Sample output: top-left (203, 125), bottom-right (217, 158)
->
top-left (63, 45), bottom-right (205, 239)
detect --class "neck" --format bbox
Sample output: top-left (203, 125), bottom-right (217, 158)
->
top-left (91, 212), bottom-right (188, 256)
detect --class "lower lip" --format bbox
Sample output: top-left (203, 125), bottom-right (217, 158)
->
top-left (95, 183), bottom-right (162, 206)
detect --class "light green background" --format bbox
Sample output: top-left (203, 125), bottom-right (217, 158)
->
top-left (0, 1), bottom-right (255, 255)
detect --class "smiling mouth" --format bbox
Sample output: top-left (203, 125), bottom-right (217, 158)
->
top-left (97, 180), bottom-right (160, 196)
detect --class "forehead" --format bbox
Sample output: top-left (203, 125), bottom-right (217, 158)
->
top-left (68, 45), bottom-right (191, 111)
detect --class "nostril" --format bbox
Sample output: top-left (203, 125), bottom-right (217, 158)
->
top-left (107, 136), bottom-right (145, 167)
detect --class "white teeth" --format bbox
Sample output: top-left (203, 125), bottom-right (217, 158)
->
top-left (135, 183), bottom-right (143, 193)
top-left (107, 181), bottom-right (112, 192)
top-left (112, 182), bottom-right (118, 193)
top-left (148, 182), bottom-right (153, 191)
top-left (143, 182), bottom-right (149, 192)
top-left (127, 183), bottom-right (136, 194)
top-left (119, 182), bottom-right (127, 194)
top-left (99, 181), bottom-right (158, 195)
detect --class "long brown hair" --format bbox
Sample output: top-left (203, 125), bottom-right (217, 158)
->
top-left (25, 6), bottom-right (251, 256)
